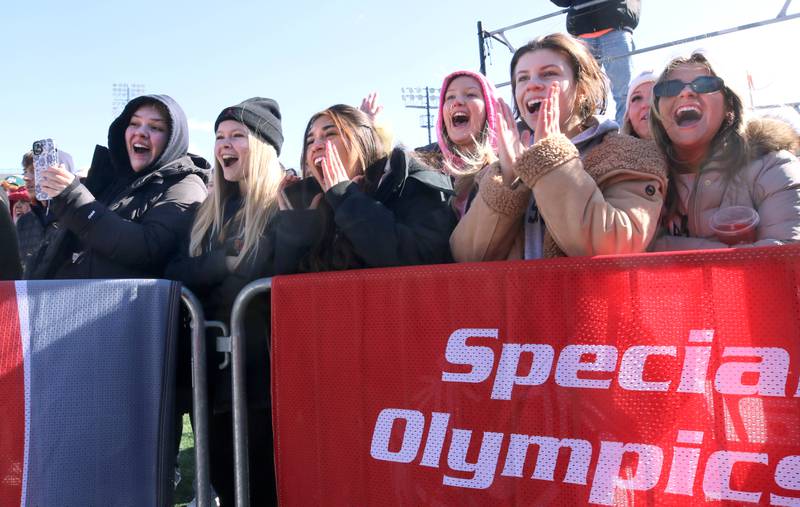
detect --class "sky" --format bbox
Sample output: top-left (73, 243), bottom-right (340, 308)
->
top-left (1, 0), bottom-right (798, 173)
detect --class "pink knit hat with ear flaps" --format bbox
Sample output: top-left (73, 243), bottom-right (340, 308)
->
top-left (436, 70), bottom-right (499, 169)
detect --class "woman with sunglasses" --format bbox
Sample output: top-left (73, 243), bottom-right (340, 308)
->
top-left (649, 52), bottom-right (800, 250)
top-left (451, 33), bottom-right (667, 260)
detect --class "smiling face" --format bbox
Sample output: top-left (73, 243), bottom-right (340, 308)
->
top-left (125, 104), bottom-right (169, 172)
top-left (303, 114), bottom-right (360, 183)
top-left (513, 49), bottom-right (578, 134)
top-left (627, 81), bottom-right (654, 140)
top-left (656, 64), bottom-right (726, 160)
top-left (442, 75), bottom-right (487, 149)
top-left (215, 120), bottom-right (250, 184)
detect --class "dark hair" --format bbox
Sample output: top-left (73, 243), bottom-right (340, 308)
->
top-left (510, 33), bottom-right (608, 128)
top-left (299, 104), bottom-right (386, 272)
top-left (22, 151), bottom-right (33, 169)
top-left (649, 52), bottom-right (747, 220)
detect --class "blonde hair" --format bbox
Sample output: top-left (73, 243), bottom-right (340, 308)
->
top-left (189, 130), bottom-right (282, 269)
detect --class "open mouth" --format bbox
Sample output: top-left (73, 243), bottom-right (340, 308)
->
top-left (526, 99), bottom-right (542, 114)
top-left (221, 154), bottom-right (239, 168)
top-left (452, 112), bottom-right (470, 127)
top-left (674, 105), bottom-right (702, 127)
top-left (132, 143), bottom-right (151, 155)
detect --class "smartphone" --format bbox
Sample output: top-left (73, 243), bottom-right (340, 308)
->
top-left (31, 139), bottom-right (59, 201)
top-left (281, 177), bottom-right (323, 210)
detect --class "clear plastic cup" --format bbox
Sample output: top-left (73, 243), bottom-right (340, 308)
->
top-left (709, 206), bottom-right (760, 245)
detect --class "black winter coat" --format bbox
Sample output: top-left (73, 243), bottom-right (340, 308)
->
top-left (551, 0), bottom-right (640, 35)
top-left (0, 188), bottom-right (22, 280)
top-left (29, 95), bottom-right (209, 280)
top-left (167, 196), bottom-right (307, 411)
top-left (291, 147), bottom-right (457, 271)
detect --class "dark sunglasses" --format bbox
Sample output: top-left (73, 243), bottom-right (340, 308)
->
top-left (653, 76), bottom-right (725, 98)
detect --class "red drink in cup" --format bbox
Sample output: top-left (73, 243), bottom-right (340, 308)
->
top-left (709, 206), bottom-right (760, 245)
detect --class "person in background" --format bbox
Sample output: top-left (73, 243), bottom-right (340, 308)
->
top-left (0, 187), bottom-right (22, 279)
top-left (166, 97), bottom-right (289, 506)
top-left (648, 52), bottom-right (800, 250)
top-left (8, 187), bottom-right (31, 223)
top-left (284, 104), bottom-right (455, 271)
top-left (17, 151), bottom-right (62, 276)
top-left (451, 33), bottom-right (666, 261)
top-left (416, 70), bottom-right (500, 218)
top-left (550, 0), bottom-right (640, 125)
top-left (621, 70), bottom-right (656, 139)
top-left (32, 94), bottom-right (208, 279)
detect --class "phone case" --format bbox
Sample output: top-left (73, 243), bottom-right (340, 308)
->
top-left (32, 139), bottom-right (58, 201)
top-left (282, 177), bottom-right (323, 210)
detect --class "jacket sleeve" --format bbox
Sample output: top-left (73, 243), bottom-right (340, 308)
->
top-left (517, 134), bottom-right (666, 256)
top-left (750, 150), bottom-right (800, 245)
top-left (164, 236), bottom-right (229, 289)
top-left (0, 189), bottom-right (22, 280)
top-left (325, 178), bottom-right (456, 267)
top-left (52, 175), bottom-right (206, 270)
top-left (650, 234), bottom-right (729, 252)
top-left (450, 162), bottom-right (531, 262)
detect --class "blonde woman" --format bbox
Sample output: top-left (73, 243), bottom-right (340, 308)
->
top-left (166, 97), bottom-right (285, 506)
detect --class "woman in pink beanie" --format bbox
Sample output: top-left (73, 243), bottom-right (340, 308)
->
top-left (417, 70), bottom-right (500, 217)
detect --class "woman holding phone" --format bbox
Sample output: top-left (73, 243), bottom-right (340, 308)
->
top-left (451, 33), bottom-right (667, 260)
top-left (166, 97), bottom-right (294, 506)
top-left (279, 103), bottom-right (456, 271)
top-left (33, 94), bottom-right (208, 278)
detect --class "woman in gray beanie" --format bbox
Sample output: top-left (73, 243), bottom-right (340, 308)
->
top-left (166, 97), bottom-right (289, 506)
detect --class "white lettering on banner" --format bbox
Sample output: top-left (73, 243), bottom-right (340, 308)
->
top-left (366, 328), bottom-right (800, 504)
top-left (440, 328), bottom-right (799, 398)
top-left (772, 456), bottom-right (800, 506)
top-left (555, 345), bottom-right (617, 389)
top-left (703, 451), bottom-right (768, 503)
top-left (369, 410), bottom-right (800, 505)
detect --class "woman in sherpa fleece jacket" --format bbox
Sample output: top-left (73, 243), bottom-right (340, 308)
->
top-left (450, 33), bottom-right (667, 260)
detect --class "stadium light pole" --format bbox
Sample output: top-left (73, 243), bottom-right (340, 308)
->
top-left (401, 86), bottom-right (440, 145)
top-left (112, 83), bottom-right (146, 116)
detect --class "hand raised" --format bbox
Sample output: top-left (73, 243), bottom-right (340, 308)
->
top-left (360, 92), bottom-right (384, 122)
top-left (276, 172), bottom-right (300, 210)
top-left (39, 164), bottom-right (76, 198)
top-left (320, 141), bottom-right (350, 191)
top-left (495, 98), bottom-right (527, 187)
top-left (533, 81), bottom-right (562, 145)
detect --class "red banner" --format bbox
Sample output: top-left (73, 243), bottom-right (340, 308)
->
top-left (271, 247), bottom-right (800, 506)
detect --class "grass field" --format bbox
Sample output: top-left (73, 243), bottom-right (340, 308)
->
top-left (174, 414), bottom-right (196, 507)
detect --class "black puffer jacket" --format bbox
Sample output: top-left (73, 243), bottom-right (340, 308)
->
top-left (30, 95), bottom-right (208, 279)
top-left (551, 0), bottom-right (640, 35)
top-left (288, 147), bottom-right (457, 271)
top-left (0, 188), bottom-right (22, 280)
top-left (166, 194), bottom-right (303, 410)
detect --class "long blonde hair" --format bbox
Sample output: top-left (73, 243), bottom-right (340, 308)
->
top-left (189, 129), bottom-right (282, 269)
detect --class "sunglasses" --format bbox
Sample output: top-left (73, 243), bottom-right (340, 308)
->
top-left (653, 76), bottom-right (725, 98)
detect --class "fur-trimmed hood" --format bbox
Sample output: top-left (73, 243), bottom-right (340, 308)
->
top-left (746, 117), bottom-right (799, 158)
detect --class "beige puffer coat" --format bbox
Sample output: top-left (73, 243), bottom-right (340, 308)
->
top-left (652, 118), bottom-right (800, 251)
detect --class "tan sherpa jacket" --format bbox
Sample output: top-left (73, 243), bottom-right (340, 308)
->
top-left (652, 117), bottom-right (800, 251)
top-left (450, 131), bottom-right (668, 260)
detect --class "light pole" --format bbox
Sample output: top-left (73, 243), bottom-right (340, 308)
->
top-left (401, 86), bottom-right (440, 146)
top-left (112, 83), bottom-right (146, 116)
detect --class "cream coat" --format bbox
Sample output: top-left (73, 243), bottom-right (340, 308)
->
top-left (451, 130), bottom-right (668, 260)
top-left (652, 118), bottom-right (800, 251)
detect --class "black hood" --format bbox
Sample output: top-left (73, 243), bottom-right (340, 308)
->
top-left (107, 94), bottom-right (189, 178)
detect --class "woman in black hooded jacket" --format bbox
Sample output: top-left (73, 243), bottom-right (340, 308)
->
top-left (34, 94), bottom-right (208, 279)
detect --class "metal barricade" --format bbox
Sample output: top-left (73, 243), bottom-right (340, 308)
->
top-left (180, 287), bottom-right (212, 507)
top-left (228, 278), bottom-right (273, 507)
